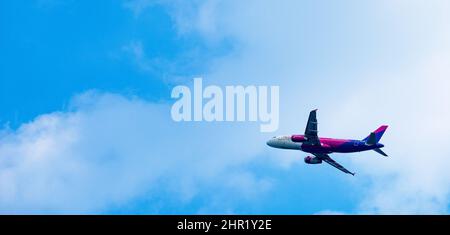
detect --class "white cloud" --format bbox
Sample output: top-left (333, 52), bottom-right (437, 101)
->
top-left (314, 210), bottom-right (347, 215)
top-left (0, 91), bottom-right (272, 214)
top-left (4, 0), bottom-right (450, 214)
top-left (153, 0), bottom-right (450, 214)
top-left (337, 54), bottom-right (450, 214)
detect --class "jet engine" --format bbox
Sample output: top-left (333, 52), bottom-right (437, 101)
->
top-left (304, 156), bottom-right (322, 164)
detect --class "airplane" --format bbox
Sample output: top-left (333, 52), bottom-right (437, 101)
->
top-left (266, 109), bottom-right (388, 176)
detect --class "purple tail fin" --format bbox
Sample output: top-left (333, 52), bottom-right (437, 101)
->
top-left (363, 125), bottom-right (388, 143)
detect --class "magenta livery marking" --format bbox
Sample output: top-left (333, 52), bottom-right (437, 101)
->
top-left (267, 109), bottom-right (388, 176)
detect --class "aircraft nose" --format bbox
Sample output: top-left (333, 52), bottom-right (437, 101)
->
top-left (266, 139), bottom-right (275, 147)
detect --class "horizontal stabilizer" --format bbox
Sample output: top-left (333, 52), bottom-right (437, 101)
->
top-left (373, 148), bottom-right (388, 157)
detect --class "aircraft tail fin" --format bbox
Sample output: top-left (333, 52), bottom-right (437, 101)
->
top-left (363, 125), bottom-right (388, 145)
top-left (373, 148), bottom-right (388, 157)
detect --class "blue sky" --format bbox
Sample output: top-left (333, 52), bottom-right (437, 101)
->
top-left (1, 1), bottom-right (450, 214)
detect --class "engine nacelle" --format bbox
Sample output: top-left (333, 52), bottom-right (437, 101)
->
top-left (304, 156), bottom-right (322, 164)
top-left (291, 135), bottom-right (306, 142)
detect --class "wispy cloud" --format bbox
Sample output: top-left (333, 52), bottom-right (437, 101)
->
top-left (122, 40), bottom-right (154, 73)
top-left (123, 0), bottom-right (155, 17)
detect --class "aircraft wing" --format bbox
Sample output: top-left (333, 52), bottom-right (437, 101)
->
top-left (304, 109), bottom-right (320, 145)
top-left (314, 153), bottom-right (355, 176)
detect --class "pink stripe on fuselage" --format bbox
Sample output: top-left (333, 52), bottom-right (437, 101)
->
top-left (291, 135), bottom-right (351, 147)
top-left (319, 138), bottom-right (351, 147)
top-left (291, 135), bottom-right (306, 142)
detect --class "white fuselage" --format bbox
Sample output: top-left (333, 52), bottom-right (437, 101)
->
top-left (266, 135), bottom-right (302, 150)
